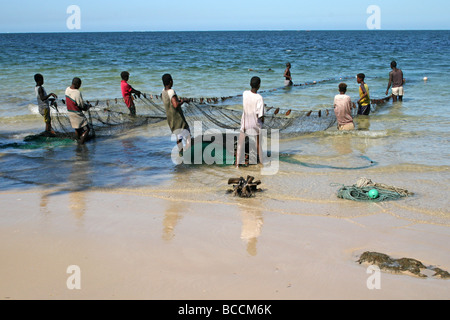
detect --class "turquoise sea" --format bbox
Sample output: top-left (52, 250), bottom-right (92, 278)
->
top-left (0, 31), bottom-right (449, 192)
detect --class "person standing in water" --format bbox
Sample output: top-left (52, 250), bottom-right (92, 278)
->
top-left (357, 73), bottom-right (371, 115)
top-left (161, 74), bottom-right (191, 155)
top-left (121, 71), bottom-right (141, 116)
top-left (236, 76), bottom-right (265, 168)
top-left (65, 77), bottom-right (92, 144)
top-left (34, 73), bottom-right (58, 135)
top-left (284, 62), bottom-right (293, 86)
top-left (385, 61), bottom-right (405, 102)
top-left (334, 83), bottom-right (355, 131)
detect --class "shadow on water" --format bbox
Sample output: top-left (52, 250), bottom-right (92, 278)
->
top-left (0, 132), bottom-right (178, 195)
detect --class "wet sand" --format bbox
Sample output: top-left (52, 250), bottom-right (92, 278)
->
top-left (1, 162), bottom-right (449, 300)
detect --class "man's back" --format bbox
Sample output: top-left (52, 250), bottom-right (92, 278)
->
top-left (390, 68), bottom-right (404, 88)
top-left (241, 90), bottom-right (264, 135)
top-left (334, 94), bottom-right (353, 126)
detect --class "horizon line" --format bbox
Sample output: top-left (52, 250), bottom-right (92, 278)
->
top-left (1, 29), bottom-right (449, 35)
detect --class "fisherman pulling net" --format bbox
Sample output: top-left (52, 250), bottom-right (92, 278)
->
top-left (48, 97), bottom-right (167, 141)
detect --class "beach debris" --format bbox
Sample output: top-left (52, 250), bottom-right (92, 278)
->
top-left (228, 176), bottom-right (261, 198)
top-left (337, 177), bottom-right (414, 202)
top-left (357, 251), bottom-right (450, 279)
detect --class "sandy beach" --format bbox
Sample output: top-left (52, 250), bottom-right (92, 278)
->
top-left (1, 160), bottom-right (449, 300)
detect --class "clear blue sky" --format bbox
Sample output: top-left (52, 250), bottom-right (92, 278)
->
top-left (1, 0), bottom-right (449, 33)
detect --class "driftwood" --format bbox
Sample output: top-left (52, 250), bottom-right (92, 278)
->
top-left (228, 176), bottom-right (261, 198)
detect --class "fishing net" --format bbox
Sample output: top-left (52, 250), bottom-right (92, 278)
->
top-left (336, 177), bottom-right (414, 202)
top-left (46, 76), bottom-right (392, 141)
top-left (48, 94), bottom-right (337, 140)
top-left (49, 97), bottom-right (166, 139)
top-left (182, 102), bottom-right (337, 138)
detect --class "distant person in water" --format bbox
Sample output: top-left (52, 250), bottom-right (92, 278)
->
top-left (34, 73), bottom-right (57, 135)
top-left (161, 73), bottom-right (191, 154)
top-left (284, 62), bottom-right (293, 86)
top-left (357, 73), bottom-right (371, 115)
top-left (65, 77), bottom-right (92, 144)
top-left (334, 83), bottom-right (355, 131)
top-left (121, 71), bottom-right (141, 116)
top-left (236, 76), bottom-right (265, 168)
top-left (385, 61), bottom-right (405, 102)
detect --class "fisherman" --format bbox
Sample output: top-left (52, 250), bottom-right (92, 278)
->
top-left (357, 73), bottom-right (371, 115)
top-left (34, 73), bottom-right (57, 135)
top-left (284, 62), bottom-right (293, 86)
top-left (65, 77), bottom-right (92, 144)
top-left (161, 74), bottom-right (191, 154)
top-left (334, 83), bottom-right (355, 131)
top-left (121, 71), bottom-right (142, 116)
top-left (236, 76), bottom-right (265, 168)
top-left (385, 61), bottom-right (405, 102)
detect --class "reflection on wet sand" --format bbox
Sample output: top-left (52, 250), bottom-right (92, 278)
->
top-left (240, 205), bottom-right (264, 256)
top-left (68, 145), bottom-right (92, 221)
top-left (162, 201), bottom-right (184, 241)
top-left (40, 190), bottom-right (50, 215)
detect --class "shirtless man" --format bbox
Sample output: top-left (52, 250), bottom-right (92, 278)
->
top-left (385, 61), bottom-right (405, 102)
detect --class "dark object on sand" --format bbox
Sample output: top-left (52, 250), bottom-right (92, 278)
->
top-left (228, 176), bottom-right (261, 198)
top-left (357, 251), bottom-right (450, 279)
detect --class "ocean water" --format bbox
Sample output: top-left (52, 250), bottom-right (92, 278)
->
top-left (0, 31), bottom-right (449, 195)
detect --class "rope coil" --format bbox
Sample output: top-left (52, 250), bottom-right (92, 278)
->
top-left (336, 177), bottom-right (414, 202)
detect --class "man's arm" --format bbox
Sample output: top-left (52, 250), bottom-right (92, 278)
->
top-left (38, 86), bottom-right (57, 101)
top-left (386, 72), bottom-right (393, 95)
top-left (130, 86), bottom-right (141, 97)
top-left (171, 95), bottom-right (188, 109)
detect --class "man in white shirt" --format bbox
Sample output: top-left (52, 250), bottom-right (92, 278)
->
top-left (236, 76), bottom-right (265, 168)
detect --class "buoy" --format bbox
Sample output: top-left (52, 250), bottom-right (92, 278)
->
top-left (423, 77), bottom-right (428, 81)
top-left (368, 189), bottom-right (379, 199)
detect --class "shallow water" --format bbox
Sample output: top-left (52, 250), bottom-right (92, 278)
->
top-left (0, 31), bottom-right (449, 201)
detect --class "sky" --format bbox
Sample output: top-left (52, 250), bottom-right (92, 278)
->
top-left (0, 0), bottom-right (449, 33)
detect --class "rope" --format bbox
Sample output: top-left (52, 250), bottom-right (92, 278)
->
top-left (336, 177), bottom-right (414, 202)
